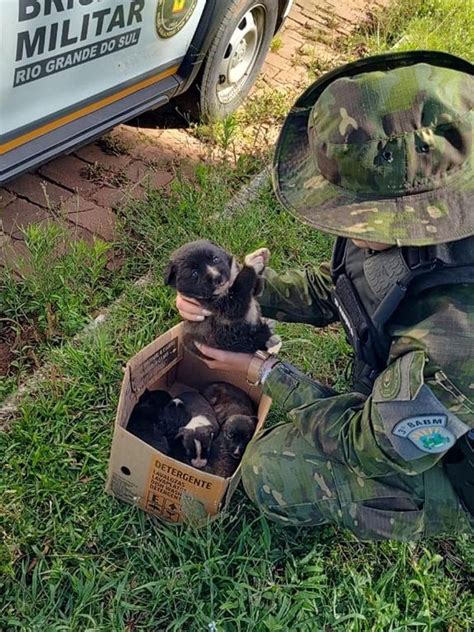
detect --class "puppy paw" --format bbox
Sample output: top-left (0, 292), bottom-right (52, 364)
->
top-left (263, 317), bottom-right (276, 333)
top-left (245, 248), bottom-right (270, 274)
top-left (266, 334), bottom-right (282, 354)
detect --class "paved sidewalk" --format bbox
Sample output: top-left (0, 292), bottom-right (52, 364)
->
top-left (262, 0), bottom-right (386, 88)
top-left (0, 0), bottom-right (386, 271)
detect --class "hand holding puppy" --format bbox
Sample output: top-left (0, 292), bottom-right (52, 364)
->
top-left (195, 343), bottom-right (253, 376)
top-left (176, 293), bottom-right (210, 322)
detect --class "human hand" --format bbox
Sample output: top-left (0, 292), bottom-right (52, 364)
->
top-left (176, 293), bottom-right (212, 322)
top-left (196, 343), bottom-right (253, 376)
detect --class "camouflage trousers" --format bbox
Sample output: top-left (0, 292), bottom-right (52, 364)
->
top-left (241, 422), bottom-right (473, 541)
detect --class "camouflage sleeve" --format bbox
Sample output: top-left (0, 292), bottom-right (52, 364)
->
top-left (259, 263), bottom-right (339, 326)
top-left (263, 352), bottom-right (472, 478)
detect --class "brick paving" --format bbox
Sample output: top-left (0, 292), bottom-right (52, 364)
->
top-left (0, 0), bottom-right (387, 270)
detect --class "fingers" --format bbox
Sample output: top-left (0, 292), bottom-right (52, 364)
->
top-left (176, 293), bottom-right (211, 321)
top-left (196, 343), bottom-right (225, 361)
top-left (195, 344), bottom-right (253, 374)
top-left (196, 344), bottom-right (232, 371)
top-left (244, 247), bottom-right (270, 275)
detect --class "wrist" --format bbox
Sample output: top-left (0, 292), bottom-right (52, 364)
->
top-left (246, 350), bottom-right (279, 386)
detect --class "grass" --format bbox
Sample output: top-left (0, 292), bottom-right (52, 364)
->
top-left (270, 36), bottom-right (283, 53)
top-left (347, 0), bottom-right (474, 60)
top-left (1, 167), bottom-right (473, 631)
top-left (0, 225), bottom-right (122, 399)
top-left (191, 84), bottom-right (296, 162)
top-left (1, 0), bottom-right (474, 628)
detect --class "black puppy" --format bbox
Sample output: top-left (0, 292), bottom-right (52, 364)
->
top-left (173, 391), bottom-right (220, 469)
top-left (127, 389), bottom-right (173, 454)
top-left (127, 390), bottom-right (191, 454)
top-left (206, 415), bottom-right (257, 478)
top-left (164, 240), bottom-right (277, 355)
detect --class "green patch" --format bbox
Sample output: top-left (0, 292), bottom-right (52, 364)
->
top-left (0, 224), bottom-right (123, 388)
top-left (346, 0), bottom-right (474, 61)
top-left (378, 362), bottom-right (402, 401)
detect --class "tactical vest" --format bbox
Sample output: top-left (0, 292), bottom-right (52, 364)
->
top-left (331, 235), bottom-right (474, 395)
top-left (331, 236), bottom-right (474, 515)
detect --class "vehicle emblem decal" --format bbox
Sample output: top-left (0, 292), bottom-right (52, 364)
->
top-left (156, 0), bottom-right (198, 39)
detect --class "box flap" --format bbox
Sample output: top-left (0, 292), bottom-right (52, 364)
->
top-left (127, 324), bottom-right (183, 394)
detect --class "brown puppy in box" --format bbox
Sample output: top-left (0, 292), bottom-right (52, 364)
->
top-left (202, 382), bottom-right (258, 478)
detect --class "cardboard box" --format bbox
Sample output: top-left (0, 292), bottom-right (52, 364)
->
top-left (106, 323), bottom-right (271, 525)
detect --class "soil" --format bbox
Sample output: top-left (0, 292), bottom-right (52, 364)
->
top-left (0, 322), bottom-right (41, 378)
top-left (0, 340), bottom-right (14, 377)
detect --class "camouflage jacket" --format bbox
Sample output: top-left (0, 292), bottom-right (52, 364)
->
top-left (259, 263), bottom-right (473, 477)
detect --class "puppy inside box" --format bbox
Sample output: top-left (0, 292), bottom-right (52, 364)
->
top-left (106, 323), bottom-right (271, 525)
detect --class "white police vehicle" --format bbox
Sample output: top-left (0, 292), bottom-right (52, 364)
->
top-left (0, 0), bottom-right (292, 183)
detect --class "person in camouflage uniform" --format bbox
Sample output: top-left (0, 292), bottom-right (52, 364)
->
top-left (177, 51), bottom-right (474, 541)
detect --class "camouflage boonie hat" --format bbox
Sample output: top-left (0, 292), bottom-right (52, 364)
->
top-left (274, 51), bottom-right (474, 246)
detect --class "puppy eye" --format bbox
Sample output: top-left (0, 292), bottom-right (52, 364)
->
top-left (212, 256), bottom-right (220, 263)
top-left (192, 269), bottom-right (199, 278)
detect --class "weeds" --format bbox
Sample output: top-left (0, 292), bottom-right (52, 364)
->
top-left (270, 35), bottom-right (283, 52)
top-left (97, 132), bottom-right (131, 156)
top-left (192, 86), bottom-right (296, 163)
top-left (298, 44), bottom-right (337, 78)
top-left (0, 224), bottom-right (113, 386)
top-left (82, 162), bottom-right (129, 188)
top-left (346, 0), bottom-right (474, 59)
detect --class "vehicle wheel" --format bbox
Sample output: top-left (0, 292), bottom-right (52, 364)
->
top-left (199, 0), bottom-right (278, 121)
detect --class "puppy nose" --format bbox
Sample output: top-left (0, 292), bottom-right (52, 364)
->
top-left (191, 458), bottom-right (207, 469)
top-left (233, 447), bottom-right (242, 457)
top-left (214, 274), bottom-right (223, 285)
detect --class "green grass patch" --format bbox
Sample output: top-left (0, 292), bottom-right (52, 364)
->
top-left (348, 0), bottom-right (474, 60)
top-left (1, 165), bottom-right (473, 630)
top-left (0, 225), bottom-right (125, 398)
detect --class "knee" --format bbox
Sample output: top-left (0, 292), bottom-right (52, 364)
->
top-left (241, 438), bottom-right (266, 506)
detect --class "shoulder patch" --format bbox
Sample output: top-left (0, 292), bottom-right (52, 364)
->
top-left (373, 352), bottom-right (469, 461)
top-left (392, 414), bottom-right (455, 453)
top-left (378, 362), bottom-right (401, 400)
top-left (373, 350), bottom-right (425, 403)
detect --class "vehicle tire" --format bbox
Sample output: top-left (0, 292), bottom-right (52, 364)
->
top-left (198, 0), bottom-right (278, 121)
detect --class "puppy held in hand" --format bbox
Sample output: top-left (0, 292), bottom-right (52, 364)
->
top-left (165, 240), bottom-right (277, 355)
top-left (127, 389), bottom-right (173, 454)
top-left (202, 382), bottom-right (255, 426)
top-left (173, 391), bottom-right (219, 469)
top-left (206, 415), bottom-right (257, 478)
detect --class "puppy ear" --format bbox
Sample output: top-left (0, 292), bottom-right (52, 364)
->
top-left (175, 427), bottom-right (186, 440)
top-left (164, 261), bottom-right (177, 287)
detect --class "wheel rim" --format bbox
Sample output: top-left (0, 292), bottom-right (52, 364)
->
top-left (216, 5), bottom-right (266, 105)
